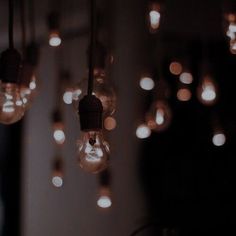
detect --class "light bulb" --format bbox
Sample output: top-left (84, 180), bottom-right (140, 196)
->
top-left (197, 76), bottom-right (217, 105)
top-left (139, 76), bottom-right (155, 90)
top-left (179, 72), bottom-right (193, 84)
top-left (51, 157), bottom-right (64, 188)
top-left (73, 75), bottom-right (116, 116)
top-left (63, 88), bottom-right (73, 105)
top-left (146, 100), bottom-right (172, 132)
top-left (52, 174), bottom-right (63, 188)
top-left (136, 123), bottom-right (151, 139)
top-left (177, 88), bottom-right (192, 102)
top-left (97, 186), bottom-right (112, 209)
top-left (212, 132), bottom-right (226, 147)
top-left (49, 31), bottom-right (61, 47)
top-left (0, 83), bottom-right (25, 124)
top-left (53, 122), bottom-right (66, 145)
top-left (169, 61), bottom-right (183, 75)
top-left (104, 116), bottom-right (117, 131)
top-left (148, 3), bottom-right (161, 32)
top-left (77, 131), bottom-right (109, 174)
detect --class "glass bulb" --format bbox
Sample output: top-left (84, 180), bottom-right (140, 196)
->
top-left (52, 122), bottom-right (66, 145)
top-left (139, 76), bottom-right (155, 90)
top-left (63, 88), bottom-right (73, 105)
top-left (73, 75), bottom-right (116, 116)
top-left (212, 132), bottom-right (226, 147)
top-left (148, 3), bottom-right (161, 32)
top-left (136, 123), bottom-right (151, 139)
top-left (49, 31), bottom-right (61, 47)
top-left (146, 100), bottom-right (172, 132)
top-left (20, 74), bottom-right (37, 109)
top-left (97, 186), bottom-right (112, 209)
top-left (52, 171), bottom-right (63, 188)
top-left (197, 76), bottom-right (217, 105)
top-left (0, 83), bottom-right (25, 124)
top-left (77, 131), bottom-right (109, 174)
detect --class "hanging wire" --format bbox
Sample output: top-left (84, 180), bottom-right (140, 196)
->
top-left (87, 0), bottom-right (96, 95)
top-left (28, 0), bottom-right (36, 42)
top-left (20, 0), bottom-right (26, 59)
top-left (8, 0), bottom-right (14, 48)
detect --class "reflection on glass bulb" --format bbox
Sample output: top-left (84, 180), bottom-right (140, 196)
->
top-left (139, 77), bottom-right (155, 90)
top-left (136, 124), bottom-right (151, 139)
top-left (212, 132), bottom-right (226, 147)
top-left (146, 100), bottom-right (172, 132)
top-left (197, 76), bottom-right (217, 105)
top-left (53, 122), bottom-right (65, 145)
top-left (73, 75), bottom-right (116, 116)
top-left (0, 83), bottom-right (25, 124)
top-left (77, 131), bottom-right (109, 174)
top-left (49, 31), bottom-right (61, 47)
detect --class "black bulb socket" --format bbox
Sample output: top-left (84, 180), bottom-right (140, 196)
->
top-left (0, 48), bottom-right (22, 83)
top-left (78, 95), bottom-right (103, 131)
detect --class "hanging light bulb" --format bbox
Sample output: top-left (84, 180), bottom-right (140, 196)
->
top-left (104, 116), bottom-right (117, 131)
top-left (139, 76), bottom-right (155, 91)
top-left (97, 186), bottom-right (112, 209)
top-left (177, 87), bottom-right (192, 102)
top-left (146, 100), bottom-right (172, 132)
top-left (148, 2), bottom-right (161, 33)
top-left (169, 61), bottom-right (183, 76)
top-left (77, 131), bottom-right (110, 174)
top-left (225, 13), bottom-right (236, 54)
top-left (77, 95), bottom-right (109, 174)
top-left (73, 70), bottom-right (116, 116)
top-left (136, 123), bottom-right (151, 139)
top-left (197, 76), bottom-right (217, 105)
top-left (51, 156), bottom-right (64, 188)
top-left (179, 72), bottom-right (193, 84)
top-left (47, 12), bottom-right (61, 47)
top-left (0, 49), bottom-right (25, 125)
top-left (52, 109), bottom-right (66, 145)
top-left (212, 131), bottom-right (226, 147)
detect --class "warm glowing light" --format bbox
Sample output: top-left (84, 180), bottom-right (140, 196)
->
top-left (63, 90), bottom-right (73, 104)
top-left (29, 79), bottom-right (37, 90)
top-left (136, 124), bottom-right (151, 139)
top-left (169, 62), bottom-right (182, 75)
top-left (230, 39), bottom-right (236, 54)
top-left (104, 116), bottom-right (117, 131)
top-left (198, 77), bottom-right (217, 105)
top-left (177, 88), bottom-right (192, 101)
top-left (149, 10), bottom-right (161, 30)
top-left (52, 176), bottom-right (63, 187)
top-left (53, 129), bottom-right (65, 145)
top-left (212, 133), bottom-right (226, 147)
top-left (49, 32), bottom-right (61, 47)
top-left (97, 196), bottom-right (112, 208)
top-left (179, 72), bottom-right (193, 84)
top-left (139, 77), bottom-right (155, 90)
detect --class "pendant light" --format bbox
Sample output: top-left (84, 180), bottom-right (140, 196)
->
top-left (0, 0), bottom-right (25, 124)
top-left (77, 0), bottom-right (110, 174)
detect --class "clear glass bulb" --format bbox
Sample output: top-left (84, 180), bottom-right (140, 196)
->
top-left (77, 131), bottom-right (109, 174)
top-left (0, 82), bottom-right (25, 124)
top-left (73, 75), bottom-right (116, 116)
top-left (97, 187), bottom-right (112, 209)
top-left (146, 100), bottom-right (172, 132)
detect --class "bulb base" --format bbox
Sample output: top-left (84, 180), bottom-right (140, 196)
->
top-left (78, 95), bottom-right (103, 131)
top-left (0, 48), bottom-right (22, 83)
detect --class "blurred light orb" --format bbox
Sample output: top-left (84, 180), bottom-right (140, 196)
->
top-left (29, 79), bottom-right (37, 90)
top-left (49, 32), bottom-right (61, 47)
top-left (169, 62), bottom-right (182, 75)
top-left (229, 23), bottom-right (236, 33)
top-left (179, 72), bottom-right (193, 84)
top-left (212, 133), bottom-right (226, 146)
top-left (136, 124), bottom-right (151, 139)
top-left (53, 129), bottom-right (65, 145)
top-left (149, 10), bottom-right (160, 30)
top-left (63, 91), bottom-right (73, 104)
top-left (104, 116), bottom-right (117, 131)
top-left (201, 86), bottom-right (216, 102)
top-left (139, 77), bottom-right (155, 90)
top-left (52, 176), bottom-right (63, 188)
top-left (97, 196), bottom-right (112, 209)
top-left (177, 88), bottom-right (192, 101)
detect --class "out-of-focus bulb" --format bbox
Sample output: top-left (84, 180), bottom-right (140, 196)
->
top-left (148, 3), bottom-right (161, 32)
top-left (139, 77), bottom-right (155, 90)
top-left (136, 124), bottom-right (151, 139)
top-left (197, 76), bottom-right (217, 105)
top-left (212, 132), bottom-right (226, 147)
top-left (77, 131), bottom-right (109, 174)
top-left (177, 88), bottom-right (192, 102)
top-left (179, 72), bottom-right (193, 84)
top-left (73, 75), bottom-right (116, 116)
top-left (146, 100), bottom-right (172, 132)
top-left (104, 116), bottom-right (117, 131)
top-left (52, 175), bottom-right (63, 188)
top-left (53, 122), bottom-right (65, 145)
top-left (0, 83), bottom-right (25, 124)
top-left (63, 88), bottom-right (73, 105)
top-left (49, 31), bottom-right (61, 47)
top-left (97, 187), bottom-right (112, 209)
top-left (169, 61), bottom-right (182, 75)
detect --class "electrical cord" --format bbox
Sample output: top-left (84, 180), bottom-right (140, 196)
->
top-left (8, 0), bottom-right (14, 49)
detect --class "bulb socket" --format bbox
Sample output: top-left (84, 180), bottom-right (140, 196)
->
top-left (78, 95), bottom-right (103, 131)
top-left (52, 109), bottom-right (62, 123)
top-left (47, 12), bottom-right (60, 31)
top-left (0, 48), bottom-right (22, 83)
